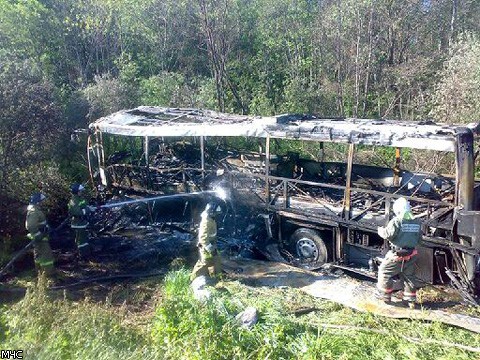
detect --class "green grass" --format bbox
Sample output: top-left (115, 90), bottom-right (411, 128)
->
top-left (1, 270), bottom-right (479, 359)
top-left (0, 276), bottom-right (160, 359)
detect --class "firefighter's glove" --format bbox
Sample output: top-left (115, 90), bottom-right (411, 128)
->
top-left (28, 232), bottom-right (43, 243)
top-left (87, 205), bottom-right (97, 213)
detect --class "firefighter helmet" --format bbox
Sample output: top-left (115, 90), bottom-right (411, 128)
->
top-left (202, 202), bottom-right (221, 218)
top-left (30, 192), bottom-right (46, 204)
top-left (70, 183), bottom-right (85, 194)
top-left (393, 197), bottom-right (411, 218)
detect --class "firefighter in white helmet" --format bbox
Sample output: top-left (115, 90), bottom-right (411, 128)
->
top-left (377, 197), bottom-right (422, 308)
top-left (191, 202), bottom-right (222, 281)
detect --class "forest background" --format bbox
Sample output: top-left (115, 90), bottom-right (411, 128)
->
top-left (1, 0), bottom-right (480, 256)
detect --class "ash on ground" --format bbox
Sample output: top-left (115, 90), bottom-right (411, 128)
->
top-left (50, 187), bottom-right (268, 285)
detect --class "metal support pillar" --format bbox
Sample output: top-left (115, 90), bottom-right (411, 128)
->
top-left (454, 128), bottom-right (475, 280)
top-left (144, 136), bottom-right (150, 189)
top-left (393, 147), bottom-right (401, 187)
top-left (265, 135), bottom-right (271, 207)
top-left (455, 128), bottom-right (474, 210)
top-left (200, 136), bottom-right (205, 182)
top-left (87, 128), bottom-right (107, 192)
top-left (343, 143), bottom-right (355, 219)
top-left (319, 142), bottom-right (324, 162)
top-left (335, 227), bottom-right (346, 261)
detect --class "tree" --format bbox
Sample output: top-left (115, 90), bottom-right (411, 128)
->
top-left (430, 35), bottom-right (480, 123)
top-left (0, 57), bottom-right (64, 195)
top-left (195, 0), bottom-right (244, 112)
top-left (140, 72), bottom-right (195, 107)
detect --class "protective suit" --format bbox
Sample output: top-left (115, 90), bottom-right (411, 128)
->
top-left (25, 193), bottom-right (55, 276)
top-left (191, 203), bottom-right (222, 281)
top-left (68, 184), bottom-right (90, 257)
top-left (377, 197), bottom-right (422, 306)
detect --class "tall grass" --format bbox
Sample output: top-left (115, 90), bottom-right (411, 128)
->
top-left (1, 270), bottom-right (479, 359)
top-left (151, 269), bottom-right (480, 359)
top-left (1, 275), bottom-right (161, 359)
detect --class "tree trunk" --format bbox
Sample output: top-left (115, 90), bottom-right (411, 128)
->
top-left (448, 0), bottom-right (457, 51)
top-left (362, 5), bottom-right (374, 117)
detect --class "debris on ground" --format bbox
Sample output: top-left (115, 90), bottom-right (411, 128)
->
top-left (191, 275), bottom-right (212, 302)
top-left (235, 306), bottom-right (258, 329)
top-left (222, 257), bottom-right (480, 333)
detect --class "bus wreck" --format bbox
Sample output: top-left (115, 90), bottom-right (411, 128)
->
top-left (88, 107), bottom-right (480, 302)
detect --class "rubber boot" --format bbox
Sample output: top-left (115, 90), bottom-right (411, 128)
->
top-left (375, 290), bottom-right (392, 304)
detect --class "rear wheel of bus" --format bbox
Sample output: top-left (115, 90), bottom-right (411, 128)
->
top-left (289, 228), bottom-right (328, 270)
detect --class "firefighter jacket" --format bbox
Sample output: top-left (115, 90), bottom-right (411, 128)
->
top-left (378, 213), bottom-right (421, 249)
top-left (68, 195), bottom-right (88, 228)
top-left (197, 214), bottom-right (217, 259)
top-left (25, 205), bottom-right (48, 240)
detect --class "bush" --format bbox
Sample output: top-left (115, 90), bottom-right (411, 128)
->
top-left (0, 56), bottom-right (69, 251)
top-left (83, 74), bottom-right (135, 121)
top-left (140, 72), bottom-right (192, 107)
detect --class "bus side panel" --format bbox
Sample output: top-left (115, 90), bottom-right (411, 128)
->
top-left (416, 247), bottom-right (435, 285)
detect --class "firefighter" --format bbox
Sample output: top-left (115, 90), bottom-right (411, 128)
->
top-left (25, 192), bottom-right (55, 276)
top-left (68, 183), bottom-right (91, 258)
top-left (191, 202), bottom-right (222, 281)
top-left (377, 197), bottom-right (422, 308)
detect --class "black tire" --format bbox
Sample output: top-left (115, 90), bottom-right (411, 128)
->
top-left (289, 228), bottom-right (328, 269)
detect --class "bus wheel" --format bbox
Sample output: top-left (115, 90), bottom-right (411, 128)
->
top-left (290, 228), bottom-right (328, 269)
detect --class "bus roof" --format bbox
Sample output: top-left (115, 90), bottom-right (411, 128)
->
top-left (89, 107), bottom-right (480, 152)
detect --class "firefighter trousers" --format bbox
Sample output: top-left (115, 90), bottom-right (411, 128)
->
top-left (191, 252), bottom-right (222, 281)
top-left (377, 250), bottom-right (418, 301)
top-left (73, 228), bottom-right (91, 257)
top-left (32, 236), bottom-right (55, 276)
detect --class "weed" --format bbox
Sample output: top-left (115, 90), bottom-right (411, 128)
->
top-left (1, 275), bottom-right (160, 359)
top-left (151, 270), bottom-right (480, 359)
top-left (1, 270), bottom-right (479, 359)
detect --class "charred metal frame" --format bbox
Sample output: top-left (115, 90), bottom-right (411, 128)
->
top-left (456, 128), bottom-right (475, 210)
top-left (88, 107), bottom-right (480, 296)
top-left (87, 127), bottom-right (106, 187)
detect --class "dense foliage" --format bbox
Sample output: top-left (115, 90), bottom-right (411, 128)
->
top-left (1, 0), bottom-right (480, 120)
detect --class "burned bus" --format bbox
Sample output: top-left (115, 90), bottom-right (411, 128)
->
top-left (87, 107), bottom-right (480, 300)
